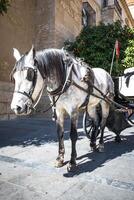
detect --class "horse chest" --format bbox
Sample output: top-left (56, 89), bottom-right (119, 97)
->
top-left (56, 86), bottom-right (87, 113)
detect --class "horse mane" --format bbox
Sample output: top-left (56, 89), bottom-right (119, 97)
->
top-left (35, 49), bottom-right (74, 85)
top-left (35, 48), bottom-right (93, 79)
top-left (10, 48), bottom-right (94, 87)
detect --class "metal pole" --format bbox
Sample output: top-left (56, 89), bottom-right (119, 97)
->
top-left (110, 47), bottom-right (116, 75)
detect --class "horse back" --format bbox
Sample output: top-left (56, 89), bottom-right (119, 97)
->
top-left (93, 68), bottom-right (114, 95)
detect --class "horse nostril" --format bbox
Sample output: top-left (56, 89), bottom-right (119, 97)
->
top-left (16, 106), bottom-right (22, 112)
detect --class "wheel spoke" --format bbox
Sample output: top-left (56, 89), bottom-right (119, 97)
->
top-left (83, 111), bottom-right (93, 139)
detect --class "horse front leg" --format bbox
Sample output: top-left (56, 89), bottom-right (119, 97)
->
top-left (55, 111), bottom-right (65, 168)
top-left (67, 113), bottom-right (78, 172)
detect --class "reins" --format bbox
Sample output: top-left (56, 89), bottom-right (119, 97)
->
top-left (38, 62), bottom-right (130, 113)
top-left (36, 62), bottom-right (128, 114)
top-left (91, 84), bottom-right (128, 110)
top-left (70, 77), bottom-right (128, 110)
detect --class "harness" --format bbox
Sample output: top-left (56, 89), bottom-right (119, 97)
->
top-left (12, 56), bottom-right (127, 117)
top-left (46, 63), bottom-right (128, 115)
top-left (37, 61), bottom-right (123, 114)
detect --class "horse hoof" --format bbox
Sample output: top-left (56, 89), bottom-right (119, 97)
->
top-left (67, 162), bottom-right (77, 172)
top-left (55, 158), bottom-right (64, 168)
top-left (90, 144), bottom-right (97, 152)
top-left (91, 146), bottom-right (97, 152)
top-left (98, 144), bottom-right (104, 152)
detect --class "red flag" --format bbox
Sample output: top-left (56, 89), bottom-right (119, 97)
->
top-left (115, 40), bottom-right (120, 59)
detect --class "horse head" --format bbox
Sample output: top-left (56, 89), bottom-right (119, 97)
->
top-left (11, 46), bottom-right (44, 115)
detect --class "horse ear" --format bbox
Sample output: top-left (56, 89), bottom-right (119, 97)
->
top-left (28, 45), bottom-right (36, 59)
top-left (25, 45), bottom-right (36, 65)
top-left (13, 48), bottom-right (21, 61)
top-left (33, 46), bottom-right (36, 58)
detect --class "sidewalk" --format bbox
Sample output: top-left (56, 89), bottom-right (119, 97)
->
top-left (0, 117), bottom-right (134, 200)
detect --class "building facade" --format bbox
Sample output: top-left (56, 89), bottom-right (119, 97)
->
top-left (0, 0), bottom-right (133, 119)
top-left (127, 0), bottom-right (134, 18)
top-left (82, 0), bottom-right (134, 27)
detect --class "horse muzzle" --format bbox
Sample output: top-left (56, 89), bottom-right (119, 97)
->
top-left (11, 104), bottom-right (33, 116)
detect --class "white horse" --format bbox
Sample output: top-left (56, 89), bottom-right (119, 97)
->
top-left (11, 46), bottom-right (114, 171)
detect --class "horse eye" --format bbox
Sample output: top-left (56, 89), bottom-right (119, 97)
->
top-left (26, 69), bottom-right (34, 81)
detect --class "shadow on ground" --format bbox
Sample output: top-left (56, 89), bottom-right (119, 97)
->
top-left (63, 132), bottom-right (134, 177)
top-left (0, 117), bottom-right (83, 147)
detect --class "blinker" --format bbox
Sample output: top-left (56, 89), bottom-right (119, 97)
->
top-left (26, 68), bottom-right (35, 81)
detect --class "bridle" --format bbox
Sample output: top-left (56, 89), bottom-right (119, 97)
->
top-left (14, 67), bottom-right (37, 102)
top-left (13, 65), bottom-right (45, 109)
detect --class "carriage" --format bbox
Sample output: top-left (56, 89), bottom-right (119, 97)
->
top-left (83, 67), bottom-right (134, 141)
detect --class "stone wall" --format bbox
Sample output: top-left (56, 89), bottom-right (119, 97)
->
top-left (55, 0), bottom-right (82, 47)
top-left (34, 0), bottom-right (56, 49)
top-left (0, 81), bottom-right (15, 120)
top-left (0, 0), bottom-right (55, 120)
top-left (0, 0), bottom-right (35, 82)
top-left (0, 0), bottom-right (56, 81)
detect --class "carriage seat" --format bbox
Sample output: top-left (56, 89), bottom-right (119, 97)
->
top-left (124, 67), bottom-right (134, 87)
top-left (118, 67), bottom-right (134, 98)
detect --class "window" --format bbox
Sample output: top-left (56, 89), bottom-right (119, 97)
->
top-left (82, 2), bottom-right (96, 27)
top-left (82, 8), bottom-right (88, 27)
top-left (103, 0), bottom-right (108, 8)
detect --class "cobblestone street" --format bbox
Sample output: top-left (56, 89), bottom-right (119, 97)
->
top-left (0, 117), bottom-right (134, 200)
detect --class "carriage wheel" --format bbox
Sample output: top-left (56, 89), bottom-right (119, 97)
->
top-left (83, 111), bottom-right (94, 139)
